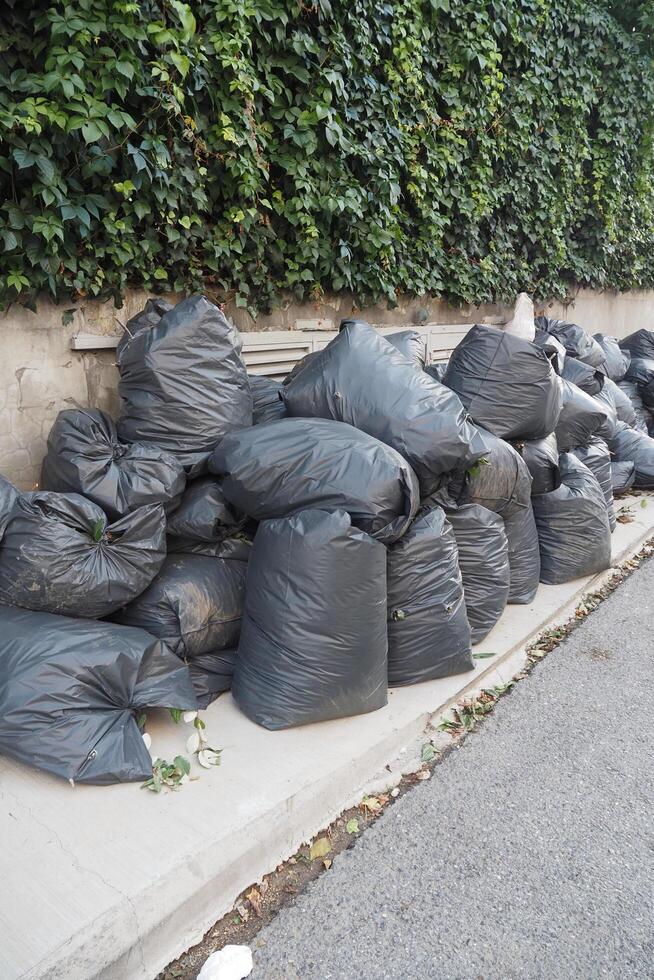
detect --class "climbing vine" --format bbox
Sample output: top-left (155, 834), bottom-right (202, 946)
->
top-left (1, 0), bottom-right (653, 314)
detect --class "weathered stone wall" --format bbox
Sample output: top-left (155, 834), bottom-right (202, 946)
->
top-left (1, 287), bottom-right (652, 489)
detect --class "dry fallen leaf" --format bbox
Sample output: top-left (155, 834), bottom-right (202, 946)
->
top-left (246, 887), bottom-right (262, 917)
top-left (322, 858), bottom-right (332, 870)
top-left (360, 796), bottom-right (382, 814)
top-left (309, 837), bottom-right (331, 860)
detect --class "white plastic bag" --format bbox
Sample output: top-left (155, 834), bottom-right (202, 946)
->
top-left (503, 292), bottom-right (535, 342)
top-left (197, 945), bottom-right (253, 980)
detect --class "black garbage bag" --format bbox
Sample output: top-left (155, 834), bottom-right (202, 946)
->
top-left (513, 435), bottom-right (561, 495)
top-left (593, 334), bottom-right (630, 381)
top-left (555, 379), bottom-right (609, 451)
top-left (166, 476), bottom-right (240, 543)
top-left (533, 454), bottom-right (611, 584)
top-left (115, 297), bottom-right (173, 361)
top-left (188, 648), bottom-right (237, 709)
top-left (616, 380), bottom-right (650, 432)
top-left (232, 509), bottom-right (388, 729)
top-left (535, 316), bottom-right (607, 368)
top-left (117, 295), bottom-right (252, 475)
top-left (449, 431), bottom-right (540, 604)
top-left (445, 504), bottom-right (510, 644)
top-left (339, 319), bottom-right (426, 367)
top-left (561, 357), bottom-right (604, 396)
top-left (608, 422), bottom-right (654, 488)
top-left (0, 475), bottom-right (19, 543)
top-left (41, 409), bottom-right (186, 521)
top-left (384, 329), bottom-right (425, 367)
top-left (611, 461), bottom-right (636, 495)
top-left (167, 534), bottom-right (252, 561)
top-left (600, 378), bottom-right (639, 429)
top-left (283, 350), bottom-right (320, 385)
top-left (210, 417), bottom-right (419, 544)
top-left (619, 329), bottom-right (654, 360)
top-left (281, 321), bottom-right (488, 495)
top-left (425, 362), bottom-right (448, 383)
top-left (533, 328), bottom-right (566, 374)
top-left (571, 437), bottom-right (615, 531)
top-left (0, 495), bottom-right (165, 618)
top-left (0, 606), bottom-right (197, 784)
top-left (443, 324), bottom-right (562, 441)
top-left (111, 553), bottom-right (247, 659)
top-left (625, 357), bottom-right (654, 411)
top-left (386, 507), bottom-right (472, 686)
top-left (283, 327), bottom-right (424, 386)
top-left (593, 380), bottom-right (620, 443)
top-left (249, 374), bottom-right (287, 425)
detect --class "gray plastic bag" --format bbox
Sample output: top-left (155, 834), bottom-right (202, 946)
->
top-left (111, 553), bottom-right (247, 659)
top-left (0, 606), bottom-right (197, 784)
top-left (611, 461), bottom-right (636, 495)
top-left (188, 648), bottom-right (237, 709)
top-left (561, 358), bottom-right (605, 396)
top-left (281, 321), bottom-right (488, 495)
top-left (232, 509), bottom-right (388, 730)
top-left (533, 328), bottom-right (566, 374)
top-left (571, 438), bottom-right (615, 531)
top-left (625, 357), bottom-right (654, 410)
top-left (443, 324), bottom-right (562, 440)
top-left (210, 417), bottom-right (419, 544)
top-left (616, 380), bottom-right (650, 432)
top-left (608, 422), bottom-right (654, 488)
top-left (41, 408), bottom-right (186, 520)
top-left (0, 494), bottom-right (166, 617)
top-left (532, 454), bottom-right (612, 584)
top-left (117, 295), bottom-right (252, 475)
top-left (450, 431), bottom-right (540, 604)
top-left (425, 362), bottom-right (448, 383)
top-left (619, 329), bottom-right (654, 361)
top-left (514, 435), bottom-right (561, 495)
top-left (0, 475), bottom-right (19, 544)
top-left (386, 507), bottom-right (472, 686)
top-left (167, 534), bottom-right (252, 561)
top-left (445, 504), bottom-right (510, 644)
top-left (249, 375), bottom-right (287, 425)
top-left (166, 476), bottom-right (240, 543)
top-left (555, 379), bottom-right (609, 451)
top-left (283, 326), bottom-right (423, 386)
top-left (593, 334), bottom-right (630, 381)
top-left (339, 320), bottom-right (425, 367)
top-left (535, 317), bottom-right (607, 368)
top-left (116, 296), bottom-right (173, 361)
top-left (600, 378), bottom-right (639, 429)
top-left (383, 329), bottom-right (425, 367)
top-left (593, 381), bottom-right (620, 443)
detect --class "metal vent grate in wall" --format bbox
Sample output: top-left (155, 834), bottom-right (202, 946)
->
top-left (70, 323), bottom-right (473, 376)
top-left (242, 340), bottom-right (313, 380)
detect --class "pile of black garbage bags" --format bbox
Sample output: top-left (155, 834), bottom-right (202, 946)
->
top-left (1, 296), bottom-right (653, 785)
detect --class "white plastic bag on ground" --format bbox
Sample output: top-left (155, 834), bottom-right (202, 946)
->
top-left (197, 945), bottom-right (253, 980)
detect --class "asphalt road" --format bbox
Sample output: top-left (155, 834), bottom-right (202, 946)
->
top-left (251, 558), bottom-right (654, 980)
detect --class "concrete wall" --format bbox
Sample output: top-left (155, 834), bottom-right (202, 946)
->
top-left (2, 286), bottom-right (653, 489)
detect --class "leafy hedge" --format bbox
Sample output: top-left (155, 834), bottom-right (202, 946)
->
top-left (1, 0), bottom-right (654, 314)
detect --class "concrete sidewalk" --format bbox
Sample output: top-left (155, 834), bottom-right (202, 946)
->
top-left (251, 551), bottom-right (654, 979)
top-left (0, 492), bottom-right (653, 980)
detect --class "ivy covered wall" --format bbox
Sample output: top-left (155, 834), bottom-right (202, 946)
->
top-left (1, 0), bottom-right (653, 315)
